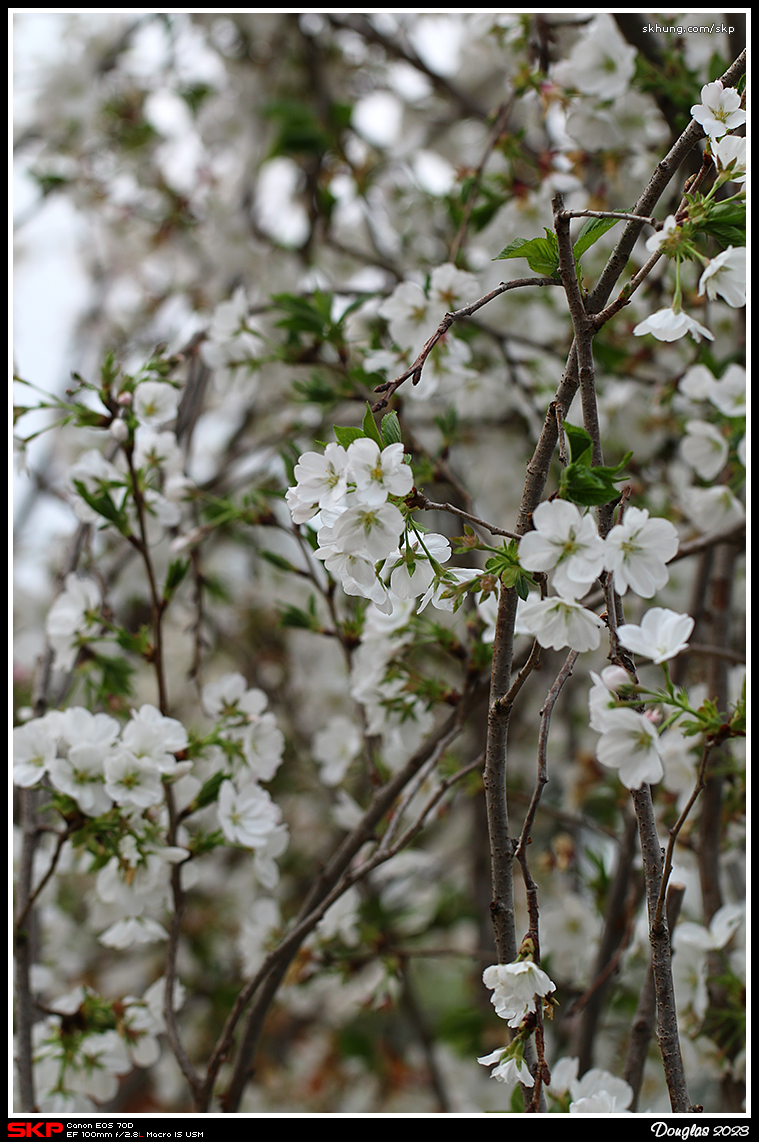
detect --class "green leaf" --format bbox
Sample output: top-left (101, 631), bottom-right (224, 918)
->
top-left (559, 452), bottom-right (632, 506)
top-left (334, 424), bottom-right (365, 448)
top-left (259, 549), bottom-right (300, 573)
top-left (72, 480), bottom-right (130, 534)
top-left (484, 540), bottom-right (536, 599)
top-left (380, 410), bottom-right (402, 446)
top-left (163, 558), bottom-right (189, 602)
top-left (362, 402), bottom-right (383, 448)
top-left (493, 229), bottom-right (560, 278)
top-left (563, 423), bottom-right (593, 466)
top-left (277, 596), bottom-right (321, 632)
top-left (192, 770), bottom-right (226, 811)
top-left (572, 214), bottom-right (622, 262)
top-left (698, 200), bottom-right (747, 248)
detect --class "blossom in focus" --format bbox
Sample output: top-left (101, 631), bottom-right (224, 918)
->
top-left (388, 531), bottom-right (451, 600)
top-left (680, 420), bottom-right (729, 480)
top-left (633, 306), bottom-right (713, 343)
top-left (617, 607), bottom-right (694, 664)
top-left (482, 961), bottom-right (556, 1027)
top-left (518, 500), bottom-right (606, 598)
top-left (603, 506), bottom-right (679, 597)
top-left (645, 214), bottom-right (680, 255)
top-left (121, 705), bottom-right (189, 774)
top-left (587, 667), bottom-right (631, 733)
top-left (595, 707), bottom-right (664, 788)
top-left (691, 80), bottom-right (746, 139)
top-left (48, 743), bottom-right (113, 816)
top-left (477, 1048), bottom-right (535, 1089)
top-left (286, 443), bottom-right (349, 522)
top-left (711, 134), bottom-right (747, 182)
top-left (346, 438), bottom-right (413, 506)
top-left (517, 595), bottom-right (604, 652)
top-left (330, 501), bottom-right (406, 562)
top-left (698, 246), bottom-right (746, 307)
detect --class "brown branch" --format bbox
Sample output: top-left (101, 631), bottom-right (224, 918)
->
top-left (409, 489), bottom-right (517, 539)
top-left (623, 883), bottom-right (685, 1111)
top-left (631, 785), bottom-right (695, 1112)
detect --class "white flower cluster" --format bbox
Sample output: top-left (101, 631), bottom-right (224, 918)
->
top-left (202, 672), bottom-right (288, 888)
top-left (14, 704), bottom-right (190, 812)
top-left (482, 960), bottom-right (556, 1028)
top-left (200, 285), bottom-right (264, 392)
top-left (368, 263), bottom-right (480, 402)
top-left (632, 79), bottom-right (746, 344)
top-left (516, 500), bottom-right (681, 655)
top-left (586, 607), bottom-right (695, 791)
top-left (30, 978), bottom-right (184, 1111)
top-left (288, 434), bottom-right (461, 617)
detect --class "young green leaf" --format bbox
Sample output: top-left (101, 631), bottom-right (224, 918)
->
top-left (493, 230), bottom-right (560, 278)
top-left (333, 424), bottom-right (365, 448)
top-left (572, 214), bottom-right (623, 262)
top-left (381, 410), bottom-right (403, 446)
top-left (362, 402), bottom-right (384, 448)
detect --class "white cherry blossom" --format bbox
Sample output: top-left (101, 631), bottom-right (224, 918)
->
top-left (681, 485), bottom-right (745, 532)
top-left (478, 1048), bottom-right (535, 1088)
top-left (517, 595), bottom-right (604, 652)
top-left (132, 380), bottom-right (180, 428)
top-left (698, 245), bottom-right (746, 307)
top-left (603, 506), bottom-right (679, 597)
top-left (711, 134), bottom-right (747, 182)
top-left (633, 305), bottom-right (713, 343)
top-left (388, 531), bottom-right (451, 600)
top-left (706, 363), bottom-right (746, 417)
top-left (45, 574), bottom-right (102, 671)
top-left (13, 720), bottom-right (57, 787)
top-left (313, 715), bottom-right (362, 786)
top-left (217, 779), bottom-right (283, 850)
top-left (346, 438), bottom-right (413, 506)
top-left (518, 500), bottom-right (605, 598)
top-left (551, 14), bottom-right (636, 98)
top-left (596, 707), bottom-right (664, 788)
top-left (617, 607), bottom-right (694, 664)
top-left (680, 420), bottom-right (729, 479)
top-left (482, 960), bottom-right (556, 1028)
top-left (330, 500), bottom-right (405, 562)
top-left (104, 750), bottom-right (164, 808)
top-left (691, 80), bottom-right (746, 139)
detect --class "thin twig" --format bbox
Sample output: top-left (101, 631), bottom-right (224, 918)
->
top-left (409, 489), bottom-right (517, 539)
top-left (371, 278), bottom-right (562, 411)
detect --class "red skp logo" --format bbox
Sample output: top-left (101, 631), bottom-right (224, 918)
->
top-left (8, 1126), bottom-right (64, 1137)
